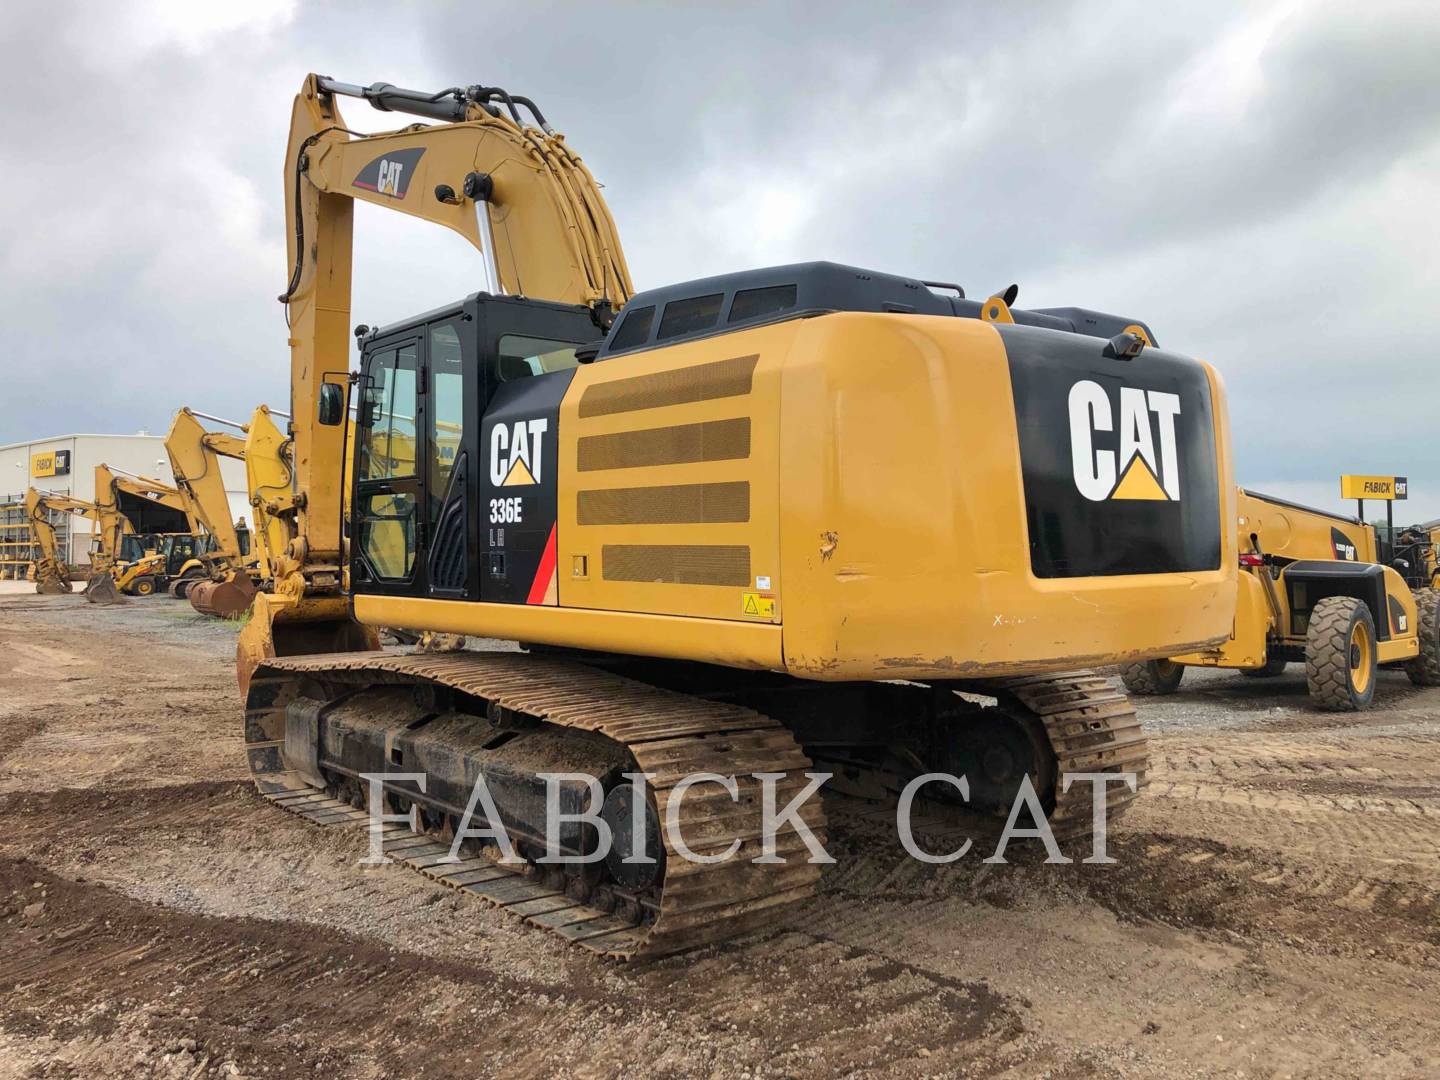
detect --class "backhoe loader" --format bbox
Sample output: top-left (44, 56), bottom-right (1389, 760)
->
top-left (164, 407), bottom-right (261, 614)
top-left (238, 74), bottom-right (1240, 959)
top-left (1121, 489), bottom-right (1440, 709)
top-left (90, 465), bottom-right (200, 601)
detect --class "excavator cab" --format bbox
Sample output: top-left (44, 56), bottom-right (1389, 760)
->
top-left (349, 293), bottom-right (601, 605)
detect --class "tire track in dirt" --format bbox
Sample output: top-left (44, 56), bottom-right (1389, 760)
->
top-left (0, 783), bottom-right (1038, 1077)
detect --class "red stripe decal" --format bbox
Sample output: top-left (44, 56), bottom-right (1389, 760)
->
top-left (526, 524), bottom-right (558, 605)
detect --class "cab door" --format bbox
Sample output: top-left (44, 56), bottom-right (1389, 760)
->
top-left (352, 335), bottom-right (425, 594)
top-left (422, 316), bottom-right (477, 598)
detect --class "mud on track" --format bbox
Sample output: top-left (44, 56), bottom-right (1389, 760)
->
top-left (2, 591), bottom-right (1440, 1077)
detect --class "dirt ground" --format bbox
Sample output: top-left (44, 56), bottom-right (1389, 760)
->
top-left (1, 590), bottom-right (1438, 1079)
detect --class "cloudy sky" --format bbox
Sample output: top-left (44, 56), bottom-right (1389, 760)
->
top-left (3, 0), bottom-right (1438, 521)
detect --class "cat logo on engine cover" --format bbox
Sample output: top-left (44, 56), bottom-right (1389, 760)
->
top-left (1068, 380), bottom-right (1181, 502)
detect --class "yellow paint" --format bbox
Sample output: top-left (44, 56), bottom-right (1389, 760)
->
top-left (1111, 456), bottom-right (1168, 501)
top-left (30, 452), bottom-right (58, 478)
top-left (1174, 488), bottom-right (1420, 671)
top-left (1340, 474), bottom-right (1406, 501)
top-left (502, 458), bottom-right (536, 486)
top-left (356, 594), bottom-right (782, 670)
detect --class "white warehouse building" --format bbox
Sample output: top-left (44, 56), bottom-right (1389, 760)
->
top-left (0, 432), bottom-right (251, 577)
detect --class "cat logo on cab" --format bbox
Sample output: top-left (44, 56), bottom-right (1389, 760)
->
top-left (490, 418), bottom-right (548, 487)
top-left (1068, 380), bottom-right (1182, 502)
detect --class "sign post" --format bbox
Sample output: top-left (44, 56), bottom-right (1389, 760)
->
top-left (1340, 475), bottom-right (1408, 553)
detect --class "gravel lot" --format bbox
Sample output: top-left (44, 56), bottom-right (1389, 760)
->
top-left (2, 590), bottom-right (1438, 1078)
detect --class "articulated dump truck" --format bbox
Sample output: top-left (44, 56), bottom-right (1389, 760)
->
top-left (237, 74), bottom-right (1241, 959)
top-left (1123, 489), bottom-right (1440, 710)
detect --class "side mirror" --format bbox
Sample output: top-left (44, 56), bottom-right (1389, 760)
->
top-left (318, 382), bottom-right (346, 426)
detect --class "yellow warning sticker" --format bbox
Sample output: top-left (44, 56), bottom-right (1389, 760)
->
top-left (741, 592), bottom-right (776, 619)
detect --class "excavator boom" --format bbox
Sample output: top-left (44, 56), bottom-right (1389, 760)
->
top-left (242, 73), bottom-right (632, 677)
top-left (165, 408), bottom-right (259, 615)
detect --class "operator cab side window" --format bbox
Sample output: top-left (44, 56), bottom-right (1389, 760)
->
top-left (359, 343), bottom-right (420, 481)
top-left (495, 334), bottom-right (582, 382)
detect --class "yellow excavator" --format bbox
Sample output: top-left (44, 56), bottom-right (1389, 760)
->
top-left (164, 408), bottom-right (260, 615)
top-left (238, 74), bottom-right (1239, 959)
top-left (1121, 489), bottom-right (1439, 709)
top-left (23, 488), bottom-right (109, 595)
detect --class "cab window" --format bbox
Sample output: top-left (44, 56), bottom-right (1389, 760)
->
top-left (496, 334), bottom-right (581, 382)
top-left (359, 343), bottom-right (419, 480)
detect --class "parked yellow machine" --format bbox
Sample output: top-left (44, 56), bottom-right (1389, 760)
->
top-left (236, 74), bottom-right (1241, 959)
top-left (22, 488), bottom-right (104, 594)
top-left (164, 407), bottom-right (260, 615)
top-left (91, 464), bottom-right (203, 600)
top-left (1121, 488), bottom-right (1440, 709)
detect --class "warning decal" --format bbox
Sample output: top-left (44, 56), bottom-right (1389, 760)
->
top-left (741, 592), bottom-right (776, 619)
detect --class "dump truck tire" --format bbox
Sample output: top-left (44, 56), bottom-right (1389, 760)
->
top-left (1405, 588), bottom-right (1440, 687)
top-left (1119, 659), bottom-right (1185, 695)
top-left (1306, 596), bottom-right (1377, 711)
top-left (1241, 654), bottom-right (1288, 678)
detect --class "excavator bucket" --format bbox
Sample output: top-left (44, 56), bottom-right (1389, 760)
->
top-left (189, 573), bottom-right (259, 620)
top-left (83, 573), bottom-right (124, 604)
top-left (36, 577), bottom-right (73, 596)
top-left (237, 592), bottom-right (379, 694)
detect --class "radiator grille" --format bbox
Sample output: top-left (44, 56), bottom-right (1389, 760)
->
top-left (579, 355), bottom-right (759, 418)
top-left (578, 482), bottom-right (749, 525)
top-left (601, 544), bottom-right (750, 586)
top-left (577, 418), bottom-right (751, 472)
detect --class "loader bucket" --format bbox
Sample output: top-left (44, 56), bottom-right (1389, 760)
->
top-left (36, 578), bottom-right (72, 595)
top-left (237, 591), bottom-right (379, 694)
top-left (189, 574), bottom-right (259, 620)
top-left (83, 574), bottom-right (124, 604)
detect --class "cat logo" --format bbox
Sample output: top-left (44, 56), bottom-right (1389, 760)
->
top-left (1068, 380), bottom-right (1182, 502)
top-left (352, 147), bottom-right (424, 200)
top-left (376, 159), bottom-right (405, 196)
top-left (1330, 528), bottom-right (1357, 561)
top-left (490, 418), bottom-right (548, 487)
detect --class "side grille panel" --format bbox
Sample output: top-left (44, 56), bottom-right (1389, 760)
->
top-left (601, 545), bottom-right (751, 587)
top-left (578, 482), bottom-right (750, 526)
top-left (578, 355), bottom-right (758, 418)
top-left (577, 418), bottom-right (751, 472)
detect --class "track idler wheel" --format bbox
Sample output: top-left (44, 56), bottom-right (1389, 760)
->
top-left (601, 781), bottom-right (665, 890)
top-left (943, 701), bottom-right (1058, 817)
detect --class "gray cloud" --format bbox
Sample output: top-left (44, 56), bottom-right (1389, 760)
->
top-left (2, 0), bottom-right (1437, 522)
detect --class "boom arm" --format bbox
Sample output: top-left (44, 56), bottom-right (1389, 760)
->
top-left (93, 464), bottom-right (193, 568)
top-left (280, 73), bottom-right (633, 577)
top-left (23, 488), bottom-right (110, 592)
top-left (165, 408), bottom-right (248, 568)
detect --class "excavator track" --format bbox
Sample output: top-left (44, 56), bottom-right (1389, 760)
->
top-left (244, 650), bottom-right (826, 961)
top-left (826, 672), bottom-right (1148, 852)
top-left (245, 660), bottom-right (1142, 957)
top-left (1004, 670), bottom-right (1148, 837)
